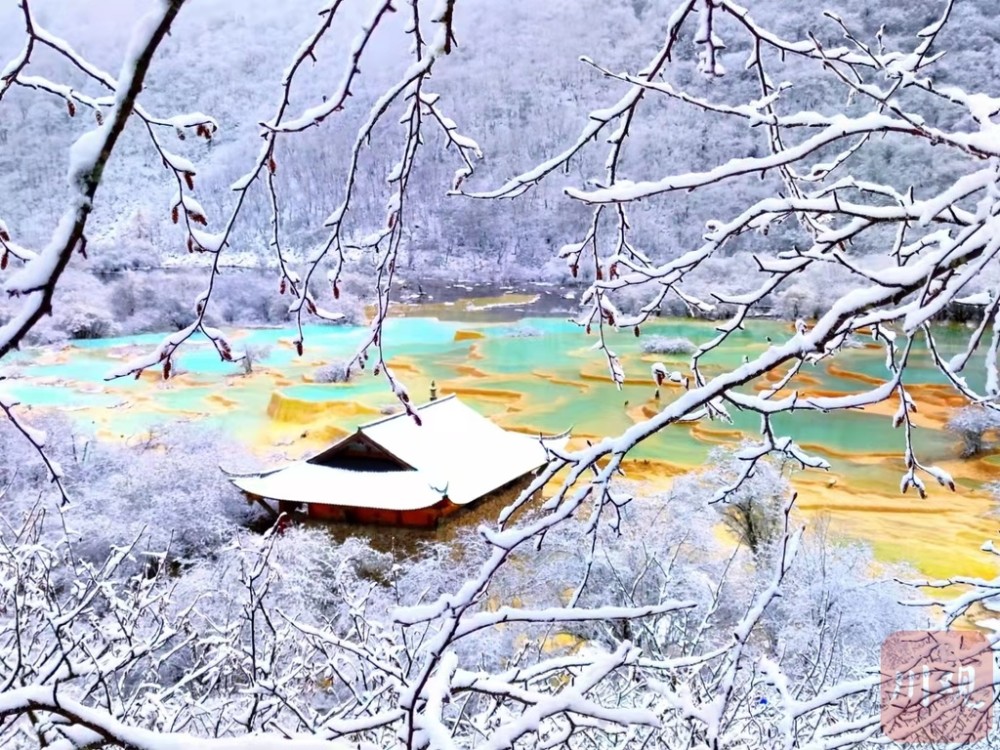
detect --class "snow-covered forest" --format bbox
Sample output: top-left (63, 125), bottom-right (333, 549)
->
top-left (3, 0), bottom-right (1000, 344)
top-left (5, 0), bottom-right (1000, 747)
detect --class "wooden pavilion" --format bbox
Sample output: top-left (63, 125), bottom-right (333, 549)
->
top-left (228, 396), bottom-right (568, 529)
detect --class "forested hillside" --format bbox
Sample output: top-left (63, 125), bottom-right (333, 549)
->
top-left (3, 0), bottom-right (997, 280)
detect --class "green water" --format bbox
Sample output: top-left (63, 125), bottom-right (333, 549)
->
top-left (2, 316), bottom-right (976, 469)
top-left (7, 314), bottom-right (997, 581)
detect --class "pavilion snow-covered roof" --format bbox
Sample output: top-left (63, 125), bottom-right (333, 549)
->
top-left (230, 396), bottom-right (566, 512)
top-left (230, 462), bottom-right (445, 511)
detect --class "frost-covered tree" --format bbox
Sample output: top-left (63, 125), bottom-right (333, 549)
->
top-left (3, 0), bottom-right (1000, 747)
top-left (946, 403), bottom-right (1000, 457)
top-left (672, 447), bottom-right (790, 557)
top-left (238, 342), bottom-right (271, 375)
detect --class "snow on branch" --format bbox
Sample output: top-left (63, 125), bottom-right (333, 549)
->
top-left (0, 0), bottom-right (186, 358)
top-left (0, 388), bottom-right (67, 503)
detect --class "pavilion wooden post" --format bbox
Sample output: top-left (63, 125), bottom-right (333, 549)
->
top-left (246, 493), bottom-right (278, 520)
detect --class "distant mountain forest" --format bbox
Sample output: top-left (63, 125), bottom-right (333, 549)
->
top-left (3, 0), bottom-right (998, 344)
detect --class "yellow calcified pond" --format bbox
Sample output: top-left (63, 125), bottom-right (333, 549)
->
top-left (4, 310), bottom-right (998, 581)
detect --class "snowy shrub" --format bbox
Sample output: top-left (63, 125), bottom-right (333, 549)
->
top-left (947, 405), bottom-right (1000, 457)
top-left (267, 530), bottom-right (395, 621)
top-left (325, 294), bottom-right (367, 327)
top-left (62, 308), bottom-right (118, 340)
top-left (238, 343), bottom-right (272, 374)
top-left (640, 335), bottom-right (695, 356)
top-left (27, 270), bottom-right (118, 343)
top-left (214, 270), bottom-right (290, 325)
top-left (671, 446), bottom-right (791, 557)
top-left (72, 428), bottom-right (261, 568)
top-left (314, 360), bottom-right (352, 383)
top-left (88, 208), bottom-right (163, 274)
top-left (503, 324), bottom-right (543, 337)
top-left (107, 271), bottom-right (211, 333)
top-left (770, 263), bottom-right (863, 321)
top-left (773, 282), bottom-right (816, 321)
top-left (0, 416), bottom-right (262, 572)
